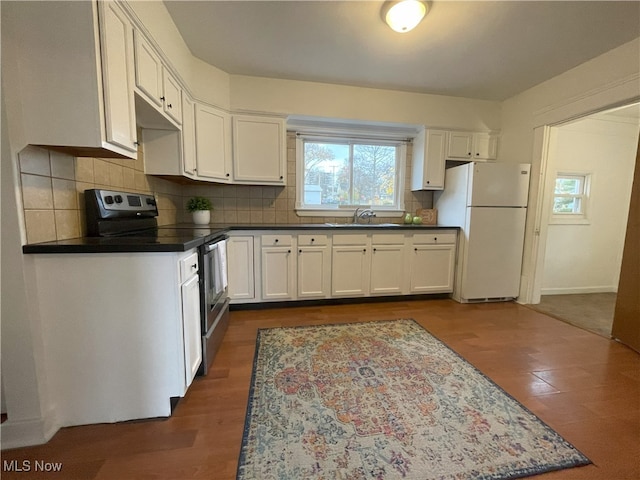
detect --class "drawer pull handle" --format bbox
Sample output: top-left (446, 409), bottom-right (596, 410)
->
top-left (274, 239), bottom-right (279, 243)
top-left (299, 249), bottom-right (302, 253)
top-left (311, 238), bottom-right (315, 242)
top-left (415, 248), bottom-right (418, 251)
top-left (288, 249), bottom-right (291, 254)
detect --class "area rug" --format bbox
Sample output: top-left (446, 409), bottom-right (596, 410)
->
top-left (237, 319), bottom-right (590, 480)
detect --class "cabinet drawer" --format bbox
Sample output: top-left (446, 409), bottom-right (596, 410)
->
top-left (262, 234), bottom-right (292, 247)
top-left (413, 232), bottom-right (457, 245)
top-left (371, 233), bottom-right (405, 245)
top-left (332, 234), bottom-right (367, 245)
top-left (298, 234), bottom-right (328, 246)
top-left (179, 251), bottom-right (199, 282)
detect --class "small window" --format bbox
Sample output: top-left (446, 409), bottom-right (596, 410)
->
top-left (551, 173), bottom-right (590, 224)
top-left (296, 135), bottom-right (406, 215)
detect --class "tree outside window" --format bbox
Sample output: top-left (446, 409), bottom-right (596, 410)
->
top-left (302, 140), bottom-right (400, 209)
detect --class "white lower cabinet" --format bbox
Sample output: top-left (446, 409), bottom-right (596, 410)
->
top-left (297, 235), bottom-right (331, 299)
top-left (370, 233), bottom-right (406, 295)
top-left (409, 232), bottom-right (457, 293)
top-left (179, 253), bottom-right (202, 388)
top-left (261, 246), bottom-right (296, 300)
top-left (227, 229), bottom-right (457, 304)
top-left (227, 235), bottom-right (255, 301)
top-left (331, 234), bottom-right (371, 297)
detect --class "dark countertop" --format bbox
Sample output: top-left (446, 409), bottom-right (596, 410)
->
top-left (23, 223), bottom-right (458, 254)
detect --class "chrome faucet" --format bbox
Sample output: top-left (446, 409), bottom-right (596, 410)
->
top-left (353, 207), bottom-right (376, 224)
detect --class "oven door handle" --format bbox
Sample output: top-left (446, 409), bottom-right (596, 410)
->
top-left (205, 236), bottom-right (227, 252)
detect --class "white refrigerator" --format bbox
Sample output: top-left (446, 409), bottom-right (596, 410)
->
top-left (434, 162), bottom-right (531, 302)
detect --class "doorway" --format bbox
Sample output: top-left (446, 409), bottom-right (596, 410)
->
top-left (529, 103), bottom-right (639, 337)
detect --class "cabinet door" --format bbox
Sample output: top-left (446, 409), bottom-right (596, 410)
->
top-left (447, 132), bottom-right (473, 160)
top-left (370, 244), bottom-right (405, 295)
top-left (233, 115), bottom-right (286, 184)
top-left (133, 31), bottom-right (163, 107)
top-left (181, 274), bottom-right (202, 388)
top-left (195, 104), bottom-right (232, 181)
top-left (298, 246), bottom-right (331, 299)
top-left (227, 236), bottom-right (255, 301)
top-left (473, 133), bottom-right (498, 161)
top-left (182, 95), bottom-right (196, 176)
top-left (162, 69), bottom-right (182, 125)
top-left (331, 246), bottom-right (370, 297)
top-left (409, 244), bottom-right (455, 293)
top-left (412, 129), bottom-right (446, 191)
top-left (98, 1), bottom-right (137, 153)
top-left (261, 247), bottom-right (295, 300)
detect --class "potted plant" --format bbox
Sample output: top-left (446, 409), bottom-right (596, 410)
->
top-left (186, 196), bottom-right (213, 225)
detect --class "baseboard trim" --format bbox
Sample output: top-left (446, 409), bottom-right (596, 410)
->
top-left (0, 415), bottom-right (59, 450)
top-left (230, 294), bottom-right (451, 311)
top-left (540, 286), bottom-right (618, 295)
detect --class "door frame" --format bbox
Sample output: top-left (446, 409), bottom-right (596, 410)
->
top-left (519, 97), bottom-right (640, 305)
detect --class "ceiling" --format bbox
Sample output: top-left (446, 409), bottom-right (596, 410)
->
top-left (163, 1), bottom-right (640, 102)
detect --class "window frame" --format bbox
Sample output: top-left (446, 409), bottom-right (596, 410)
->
top-left (295, 133), bottom-right (407, 217)
top-left (550, 172), bottom-right (591, 225)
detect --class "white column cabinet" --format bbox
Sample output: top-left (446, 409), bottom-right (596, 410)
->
top-left (411, 129), bottom-right (447, 191)
top-left (232, 115), bottom-right (287, 185)
top-left (297, 235), bottom-right (331, 299)
top-left (227, 236), bottom-right (255, 301)
top-left (261, 235), bottom-right (296, 300)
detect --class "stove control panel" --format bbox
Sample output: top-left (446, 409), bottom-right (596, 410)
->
top-left (95, 189), bottom-right (157, 213)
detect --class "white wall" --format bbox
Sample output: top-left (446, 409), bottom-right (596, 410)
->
top-left (542, 118), bottom-right (638, 294)
top-left (126, 1), bottom-right (231, 109)
top-left (499, 37), bottom-right (640, 303)
top-left (230, 75), bottom-right (501, 131)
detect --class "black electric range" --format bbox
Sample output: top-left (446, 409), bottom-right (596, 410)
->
top-left (22, 190), bottom-right (227, 254)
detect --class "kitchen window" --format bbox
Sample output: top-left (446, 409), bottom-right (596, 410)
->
top-left (551, 172), bottom-right (591, 224)
top-left (295, 134), bottom-right (406, 216)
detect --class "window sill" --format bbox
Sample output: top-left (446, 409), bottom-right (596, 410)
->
top-left (549, 216), bottom-right (590, 225)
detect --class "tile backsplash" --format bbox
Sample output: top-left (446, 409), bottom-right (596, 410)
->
top-left (18, 133), bottom-right (433, 243)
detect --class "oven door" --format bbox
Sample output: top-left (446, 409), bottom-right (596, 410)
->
top-left (199, 236), bottom-right (229, 375)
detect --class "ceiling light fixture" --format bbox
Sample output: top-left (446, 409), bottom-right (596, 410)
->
top-left (383, 0), bottom-right (427, 33)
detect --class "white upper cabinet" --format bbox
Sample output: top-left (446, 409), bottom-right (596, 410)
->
top-left (133, 31), bottom-right (163, 108)
top-left (133, 30), bottom-right (182, 127)
top-left (472, 133), bottom-right (499, 161)
top-left (411, 129), bottom-right (446, 191)
top-left (98, 1), bottom-right (138, 154)
top-left (447, 131), bottom-right (498, 161)
top-left (181, 94), bottom-right (197, 176)
top-left (6, 1), bottom-right (137, 158)
top-left (232, 115), bottom-right (287, 185)
top-left (195, 104), bottom-right (232, 182)
top-left (447, 131), bottom-right (475, 160)
top-left (162, 69), bottom-right (183, 125)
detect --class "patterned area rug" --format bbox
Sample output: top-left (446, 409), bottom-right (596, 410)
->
top-left (237, 319), bottom-right (590, 480)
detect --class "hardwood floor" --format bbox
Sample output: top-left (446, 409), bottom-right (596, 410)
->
top-left (2, 299), bottom-right (639, 479)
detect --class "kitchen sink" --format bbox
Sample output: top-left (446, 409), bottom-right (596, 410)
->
top-left (324, 223), bottom-right (401, 227)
